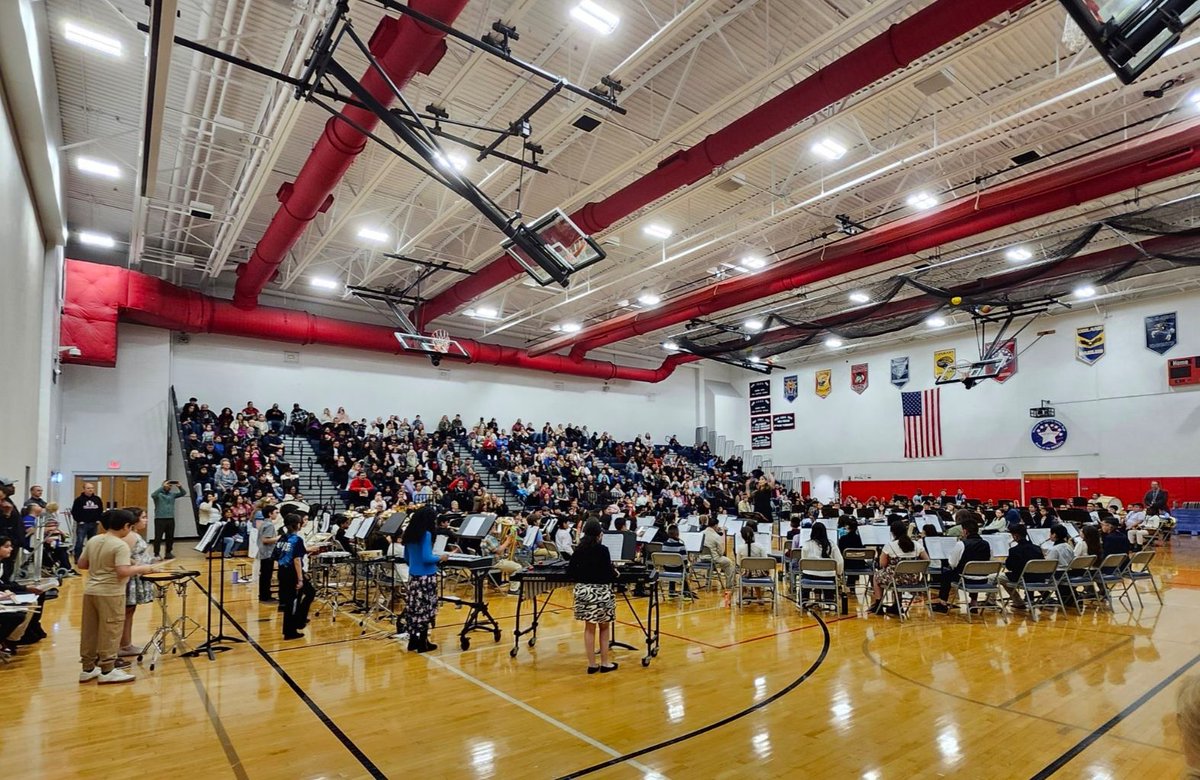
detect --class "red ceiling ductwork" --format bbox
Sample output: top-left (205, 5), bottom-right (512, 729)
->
top-left (231, 0), bottom-right (471, 310)
top-left (62, 260), bottom-right (693, 382)
top-left (412, 0), bottom-right (1034, 329)
top-left (528, 117), bottom-right (1200, 360)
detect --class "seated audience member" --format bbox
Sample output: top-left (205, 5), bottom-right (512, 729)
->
top-left (1128, 506), bottom-right (1163, 548)
top-left (480, 523), bottom-right (522, 594)
top-left (218, 507), bottom-right (246, 558)
top-left (931, 511), bottom-right (992, 614)
top-left (870, 520), bottom-right (928, 614)
top-left (998, 524), bottom-right (1045, 608)
top-left (659, 524), bottom-right (696, 599)
top-left (0, 535), bottom-right (51, 655)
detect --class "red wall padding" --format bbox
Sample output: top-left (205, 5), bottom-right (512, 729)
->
top-left (840, 478), bottom-right (1197, 506)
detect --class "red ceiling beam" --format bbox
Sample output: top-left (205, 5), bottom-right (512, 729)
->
top-left (412, 0), bottom-right (1034, 329)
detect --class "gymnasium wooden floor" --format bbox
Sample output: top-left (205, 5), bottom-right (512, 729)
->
top-left (12, 541), bottom-right (1200, 779)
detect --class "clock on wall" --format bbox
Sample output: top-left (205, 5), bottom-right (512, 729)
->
top-left (993, 463), bottom-right (1009, 476)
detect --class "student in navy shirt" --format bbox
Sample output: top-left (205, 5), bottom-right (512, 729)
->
top-left (275, 513), bottom-right (313, 640)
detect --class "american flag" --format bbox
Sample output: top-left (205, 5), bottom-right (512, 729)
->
top-left (901, 388), bottom-right (942, 458)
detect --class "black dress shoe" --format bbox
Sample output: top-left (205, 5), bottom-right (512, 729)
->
top-left (931, 604), bottom-right (949, 614)
top-left (283, 631), bottom-right (304, 640)
top-left (600, 663), bottom-right (619, 673)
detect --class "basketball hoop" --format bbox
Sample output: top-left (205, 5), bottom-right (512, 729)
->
top-left (1061, 17), bottom-right (1088, 53)
top-left (431, 328), bottom-right (452, 354)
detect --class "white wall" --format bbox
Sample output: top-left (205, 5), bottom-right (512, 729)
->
top-left (735, 291), bottom-right (1200, 479)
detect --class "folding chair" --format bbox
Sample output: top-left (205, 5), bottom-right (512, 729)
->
top-left (1016, 559), bottom-right (1065, 622)
top-left (797, 558), bottom-right (841, 613)
top-left (691, 555), bottom-right (716, 590)
top-left (784, 547), bottom-right (803, 597)
top-left (1118, 550), bottom-right (1163, 607)
top-left (842, 548), bottom-right (876, 600)
top-left (1063, 555), bottom-right (1102, 612)
top-left (1095, 553), bottom-right (1129, 611)
top-left (886, 559), bottom-right (932, 621)
top-left (650, 552), bottom-right (695, 601)
top-left (957, 561), bottom-right (1005, 622)
top-left (539, 541), bottom-right (559, 559)
top-left (737, 557), bottom-right (778, 608)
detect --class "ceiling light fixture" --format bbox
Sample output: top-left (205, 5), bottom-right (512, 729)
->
top-left (561, 322), bottom-right (582, 333)
top-left (642, 223), bottom-right (672, 240)
top-left (357, 227), bottom-right (388, 243)
top-left (811, 138), bottom-right (847, 161)
top-left (570, 0), bottom-right (620, 34)
top-left (926, 315), bottom-right (947, 328)
top-left (744, 318), bottom-right (764, 332)
top-left (848, 291), bottom-right (870, 304)
top-left (1005, 246), bottom-right (1033, 262)
top-left (1073, 284), bottom-right (1096, 299)
top-left (434, 151), bottom-right (468, 172)
top-left (637, 291), bottom-right (662, 306)
top-left (310, 276), bottom-right (339, 290)
top-left (474, 305), bottom-right (499, 319)
top-left (662, 340), bottom-right (679, 351)
top-left (76, 156), bottom-right (121, 179)
top-left (64, 22), bottom-right (123, 57)
top-left (907, 191), bottom-right (939, 211)
top-left (748, 355), bottom-right (762, 364)
top-left (824, 336), bottom-right (844, 348)
top-left (740, 255), bottom-right (767, 270)
top-left (78, 230), bottom-right (115, 248)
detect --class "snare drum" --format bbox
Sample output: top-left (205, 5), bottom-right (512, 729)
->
top-left (317, 551), bottom-right (351, 561)
top-left (143, 570), bottom-right (200, 583)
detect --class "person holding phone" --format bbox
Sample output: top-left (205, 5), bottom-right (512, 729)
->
top-left (150, 479), bottom-right (186, 559)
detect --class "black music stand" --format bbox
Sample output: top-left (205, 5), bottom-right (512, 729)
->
top-left (185, 529), bottom-right (242, 659)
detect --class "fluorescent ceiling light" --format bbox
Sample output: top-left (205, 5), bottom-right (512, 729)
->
top-left (811, 138), bottom-right (847, 161)
top-left (907, 191), bottom-right (939, 210)
top-left (561, 322), bottom-right (583, 333)
top-left (1073, 284), bottom-right (1096, 299)
top-left (642, 223), bottom-right (673, 240)
top-left (926, 315), bottom-right (946, 328)
top-left (64, 22), bottom-right (123, 57)
top-left (76, 156), bottom-right (120, 179)
top-left (744, 318), bottom-right (764, 332)
top-left (1005, 247), bottom-right (1033, 262)
top-left (740, 255), bottom-right (766, 270)
top-left (357, 227), bottom-right (389, 243)
top-left (848, 291), bottom-right (870, 304)
top-left (570, 0), bottom-right (620, 34)
top-left (824, 336), bottom-right (844, 348)
top-left (662, 340), bottom-right (679, 351)
top-left (474, 305), bottom-right (499, 319)
top-left (748, 355), bottom-right (762, 364)
top-left (637, 291), bottom-right (661, 306)
top-left (434, 151), bottom-right (468, 172)
top-left (310, 276), bottom-right (339, 290)
top-left (78, 230), bottom-right (115, 248)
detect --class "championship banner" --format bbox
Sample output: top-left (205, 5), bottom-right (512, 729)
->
top-left (987, 337), bottom-right (1018, 383)
top-left (751, 433), bottom-right (772, 450)
top-left (772, 413), bottom-right (795, 430)
top-left (934, 348), bottom-right (956, 382)
top-left (815, 369), bottom-right (832, 398)
top-left (851, 363), bottom-right (868, 394)
top-left (750, 398), bottom-right (771, 415)
top-left (1146, 312), bottom-right (1177, 355)
top-left (1076, 325), bottom-right (1105, 365)
top-left (749, 379), bottom-right (771, 398)
top-left (783, 375), bottom-right (798, 402)
top-left (750, 416), bottom-right (772, 434)
top-left (890, 356), bottom-right (910, 388)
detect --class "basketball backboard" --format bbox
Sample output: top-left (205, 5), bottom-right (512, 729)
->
top-left (502, 209), bottom-right (606, 286)
top-left (394, 331), bottom-right (471, 360)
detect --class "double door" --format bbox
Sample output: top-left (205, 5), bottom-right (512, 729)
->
top-left (1022, 472), bottom-right (1079, 505)
top-left (71, 475), bottom-right (150, 513)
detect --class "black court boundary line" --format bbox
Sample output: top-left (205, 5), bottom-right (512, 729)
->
top-left (196, 582), bottom-right (387, 779)
top-left (1029, 650), bottom-right (1200, 779)
top-left (183, 655), bottom-right (250, 780)
top-left (554, 606), bottom-right (832, 780)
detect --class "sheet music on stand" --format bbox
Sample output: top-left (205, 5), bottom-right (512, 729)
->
top-left (858, 526), bottom-right (893, 546)
top-left (353, 516), bottom-right (375, 540)
top-left (984, 534), bottom-right (1012, 558)
top-left (346, 517), bottom-right (366, 538)
top-left (1028, 528), bottom-right (1052, 547)
top-left (754, 532), bottom-right (772, 552)
top-left (601, 533), bottom-right (627, 562)
top-left (457, 514), bottom-right (495, 539)
top-left (724, 519), bottom-right (745, 539)
top-left (195, 523), bottom-right (222, 553)
top-left (923, 536), bottom-right (959, 561)
top-left (523, 527), bottom-right (540, 548)
top-left (433, 534), bottom-right (449, 555)
top-left (680, 532), bottom-right (704, 554)
top-left (636, 516), bottom-right (657, 529)
top-left (636, 526), bottom-right (658, 543)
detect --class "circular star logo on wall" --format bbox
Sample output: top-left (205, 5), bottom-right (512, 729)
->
top-left (1031, 419), bottom-right (1068, 451)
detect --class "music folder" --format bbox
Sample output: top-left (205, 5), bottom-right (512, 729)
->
top-left (923, 536), bottom-right (958, 561)
top-left (432, 534), bottom-right (449, 555)
top-left (636, 526), bottom-right (658, 543)
top-left (602, 532), bottom-right (636, 562)
top-left (195, 522), bottom-right (222, 553)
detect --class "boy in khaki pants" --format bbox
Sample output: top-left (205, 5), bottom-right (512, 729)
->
top-left (78, 509), bottom-right (160, 684)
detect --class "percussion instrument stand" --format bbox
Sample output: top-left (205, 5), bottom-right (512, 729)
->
top-left (141, 575), bottom-right (196, 670)
top-left (312, 555), bottom-right (351, 622)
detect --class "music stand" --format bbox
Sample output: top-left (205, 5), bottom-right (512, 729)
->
top-left (380, 513), bottom-right (406, 537)
top-left (602, 532), bottom-right (636, 562)
top-left (186, 525), bottom-right (242, 660)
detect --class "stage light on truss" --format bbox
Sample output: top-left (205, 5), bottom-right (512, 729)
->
top-left (357, 226), bottom-right (389, 243)
top-left (434, 151), bottom-right (469, 172)
top-left (64, 22), bottom-right (123, 57)
top-left (561, 322), bottom-right (582, 333)
top-left (310, 276), bottom-right (340, 290)
top-left (662, 340), bottom-right (679, 351)
top-left (76, 156), bottom-right (121, 179)
top-left (1005, 246), bottom-right (1033, 262)
top-left (637, 290), bottom-right (662, 306)
top-left (642, 223), bottom-right (673, 240)
top-left (78, 230), bottom-right (115, 248)
top-left (570, 0), bottom-right (620, 35)
top-left (848, 290), bottom-right (871, 304)
top-left (926, 315), bottom-right (947, 328)
top-left (740, 255), bottom-right (767, 270)
top-left (824, 336), bottom-right (844, 348)
top-left (748, 355), bottom-right (762, 364)
top-left (744, 318), bottom-right (764, 332)
top-left (907, 191), bottom-right (939, 211)
top-left (811, 138), bottom-right (847, 161)
top-left (1073, 284), bottom-right (1096, 299)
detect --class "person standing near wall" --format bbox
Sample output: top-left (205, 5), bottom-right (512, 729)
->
top-left (150, 480), bottom-right (186, 559)
top-left (257, 505), bottom-right (280, 603)
top-left (71, 482), bottom-right (104, 561)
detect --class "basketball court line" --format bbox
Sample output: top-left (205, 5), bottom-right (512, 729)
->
top-left (183, 655), bottom-right (250, 780)
top-left (421, 653), bottom-right (665, 778)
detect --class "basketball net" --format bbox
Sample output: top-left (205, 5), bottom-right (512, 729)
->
top-left (1061, 17), bottom-right (1087, 53)
top-left (431, 328), bottom-right (452, 354)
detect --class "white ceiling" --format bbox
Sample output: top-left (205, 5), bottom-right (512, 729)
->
top-left (46, 0), bottom-right (1200, 368)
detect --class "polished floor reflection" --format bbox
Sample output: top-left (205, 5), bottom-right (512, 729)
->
top-left (9, 540), bottom-right (1199, 779)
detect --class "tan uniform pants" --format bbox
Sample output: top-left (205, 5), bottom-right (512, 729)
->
top-left (80, 593), bottom-right (125, 672)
